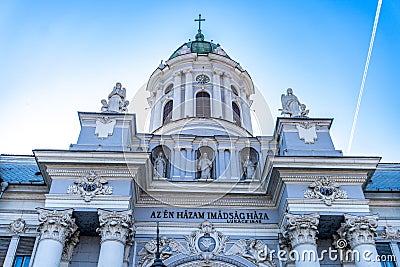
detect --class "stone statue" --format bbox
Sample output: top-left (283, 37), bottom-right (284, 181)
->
top-left (154, 152), bottom-right (167, 178)
top-left (242, 156), bottom-right (255, 180)
top-left (280, 88), bottom-right (308, 117)
top-left (101, 82), bottom-right (130, 113)
top-left (197, 152), bottom-right (212, 180)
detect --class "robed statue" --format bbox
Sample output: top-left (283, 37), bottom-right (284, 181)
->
top-left (101, 82), bottom-right (129, 113)
top-left (280, 88), bottom-right (309, 117)
top-left (197, 152), bottom-right (212, 180)
top-left (154, 152), bottom-right (167, 178)
top-left (242, 156), bottom-right (255, 180)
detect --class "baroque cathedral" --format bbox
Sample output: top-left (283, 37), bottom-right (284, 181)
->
top-left (0, 16), bottom-right (399, 267)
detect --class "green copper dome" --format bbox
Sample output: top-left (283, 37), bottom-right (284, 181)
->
top-left (169, 40), bottom-right (230, 60)
top-left (169, 14), bottom-right (231, 60)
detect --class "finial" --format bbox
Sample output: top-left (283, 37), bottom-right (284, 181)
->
top-left (194, 14), bottom-right (205, 41)
top-left (151, 222), bottom-right (166, 267)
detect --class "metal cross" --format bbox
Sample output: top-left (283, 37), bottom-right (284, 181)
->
top-left (194, 14), bottom-right (205, 32)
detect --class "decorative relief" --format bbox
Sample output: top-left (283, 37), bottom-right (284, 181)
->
top-left (226, 239), bottom-right (277, 267)
top-left (97, 209), bottom-right (133, 244)
top-left (9, 218), bottom-right (26, 235)
top-left (281, 213), bottom-right (319, 248)
top-left (139, 237), bottom-right (189, 267)
top-left (304, 176), bottom-right (348, 206)
top-left (62, 230), bottom-right (80, 263)
top-left (185, 220), bottom-right (228, 262)
top-left (338, 214), bottom-right (379, 248)
top-left (381, 225), bottom-right (400, 240)
top-left (67, 171), bottom-right (112, 202)
top-left (138, 220), bottom-right (277, 266)
top-left (37, 208), bottom-right (77, 245)
top-left (95, 117), bottom-right (116, 139)
top-left (296, 122), bottom-right (317, 144)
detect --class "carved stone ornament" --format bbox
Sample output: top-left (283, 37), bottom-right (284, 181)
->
top-left (296, 122), bottom-right (317, 144)
top-left (226, 239), bottom-right (277, 267)
top-left (185, 220), bottom-right (229, 262)
top-left (67, 171), bottom-right (112, 202)
top-left (97, 209), bottom-right (133, 244)
top-left (339, 214), bottom-right (379, 249)
top-left (139, 236), bottom-right (190, 267)
top-left (62, 230), bottom-right (80, 263)
top-left (381, 225), bottom-right (400, 240)
top-left (36, 208), bottom-right (77, 245)
top-left (304, 176), bottom-right (348, 206)
top-left (281, 213), bottom-right (319, 248)
top-left (9, 218), bottom-right (26, 235)
top-left (95, 117), bottom-right (116, 139)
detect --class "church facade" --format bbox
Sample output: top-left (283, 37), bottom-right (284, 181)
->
top-left (1, 18), bottom-right (400, 267)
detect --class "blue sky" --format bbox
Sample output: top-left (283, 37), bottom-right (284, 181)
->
top-left (0, 0), bottom-right (399, 162)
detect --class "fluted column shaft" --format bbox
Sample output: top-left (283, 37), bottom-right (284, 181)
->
top-left (32, 208), bottom-right (77, 267)
top-left (152, 86), bottom-right (163, 130)
top-left (339, 214), bottom-right (380, 267)
top-left (184, 70), bottom-right (193, 117)
top-left (282, 213), bottom-right (320, 267)
top-left (223, 74), bottom-right (233, 121)
top-left (172, 72), bottom-right (182, 120)
top-left (97, 209), bottom-right (133, 267)
top-left (212, 71), bottom-right (223, 118)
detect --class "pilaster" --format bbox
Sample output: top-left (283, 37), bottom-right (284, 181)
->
top-left (172, 72), bottom-right (182, 120)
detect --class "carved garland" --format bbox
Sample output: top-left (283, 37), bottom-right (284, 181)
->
top-left (304, 176), bottom-right (348, 206)
top-left (67, 171), bottom-right (112, 202)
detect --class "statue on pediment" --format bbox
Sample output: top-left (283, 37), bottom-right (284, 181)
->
top-left (280, 88), bottom-right (308, 117)
top-left (101, 82), bottom-right (129, 113)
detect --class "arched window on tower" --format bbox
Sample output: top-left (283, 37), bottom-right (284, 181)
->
top-left (231, 85), bottom-right (239, 96)
top-left (163, 100), bottom-right (173, 124)
top-left (232, 102), bottom-right (241, 126)
top-left (165, 84), bottom-right (173, 94)
top-left (196, 92), bottom-right (211, 117)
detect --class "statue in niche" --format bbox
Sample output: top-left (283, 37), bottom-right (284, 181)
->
top-left (154, 151), bottom-right (167, 178)
top-left (101, 82), bottom-right (129, 113)
top-left (242, 156), bottom-right (255, 180)
top-left (197, 152), bottom-right (212, 180)
top-left (280, 88), bottom-right (308, 117)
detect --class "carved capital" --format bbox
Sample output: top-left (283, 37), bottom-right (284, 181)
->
top-left (282, 213), bottom-right (319, 248)
top-left (341, 214), bottom-right (379, 248)
top-left (97, 209), bottom-right (133, 245)
top-left (36, 208), bottom-right (77, 245)
top-left (62, 230), bottom-right (80, 262)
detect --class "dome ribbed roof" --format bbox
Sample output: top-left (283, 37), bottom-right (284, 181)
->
top-left (169, 40), bottom-right (230, 60)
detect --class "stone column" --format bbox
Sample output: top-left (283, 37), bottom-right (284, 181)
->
top-left (60, 230), bottom-right (80, 267)
top-left (223, 73), bottom-right (233, 121)
top-left (171, 146), bottom-right (182, 179)
top-left (184, 69), bottom-right (194, 117)
top-left (212, 71), bottom-right (223, 118)
top-left (3, 236), bottom-right (19, 267)
top-left (97, 209), bottom-right (133, 267)
top-left (282, 213), bottom-right (320, 267)
top-left (32, 208), bottom-right (77, 267)
top-left (172, 72), bottom-right (182, 120)
top-left (217, 147), bottom-right (226, 179)
top-left (185, 147), bottom-right (193, 179)
top-left (229, 147), bottom-right (239, 180)
top-left (339, 214), bottom-right (381, 267)
top-left (152, 86), bottom-right (163, 130)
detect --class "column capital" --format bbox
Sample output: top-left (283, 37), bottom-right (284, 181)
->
top-left (213, 70), bottom-right (224, 76)
top-left (182, 69), bottom-right (192, 74)
top-left (62, 230), bottom-right (80, 263)
top-left (282, 213), bottom-right (319, 248)
top-left (173, 72), bottom-right (182, 78)
top-left (36, 208), bottom-right (77, 245)
top-left (97, 209), bottom-right (134, 245)
top-left (340, 214), bottom-right (379, 248)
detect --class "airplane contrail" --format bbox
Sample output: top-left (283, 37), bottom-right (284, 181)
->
top-left (347, 0), bottom-right (382, 155)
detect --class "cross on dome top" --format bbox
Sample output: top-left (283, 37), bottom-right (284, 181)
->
top-left (194, 14), bottom-right (206, 41)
